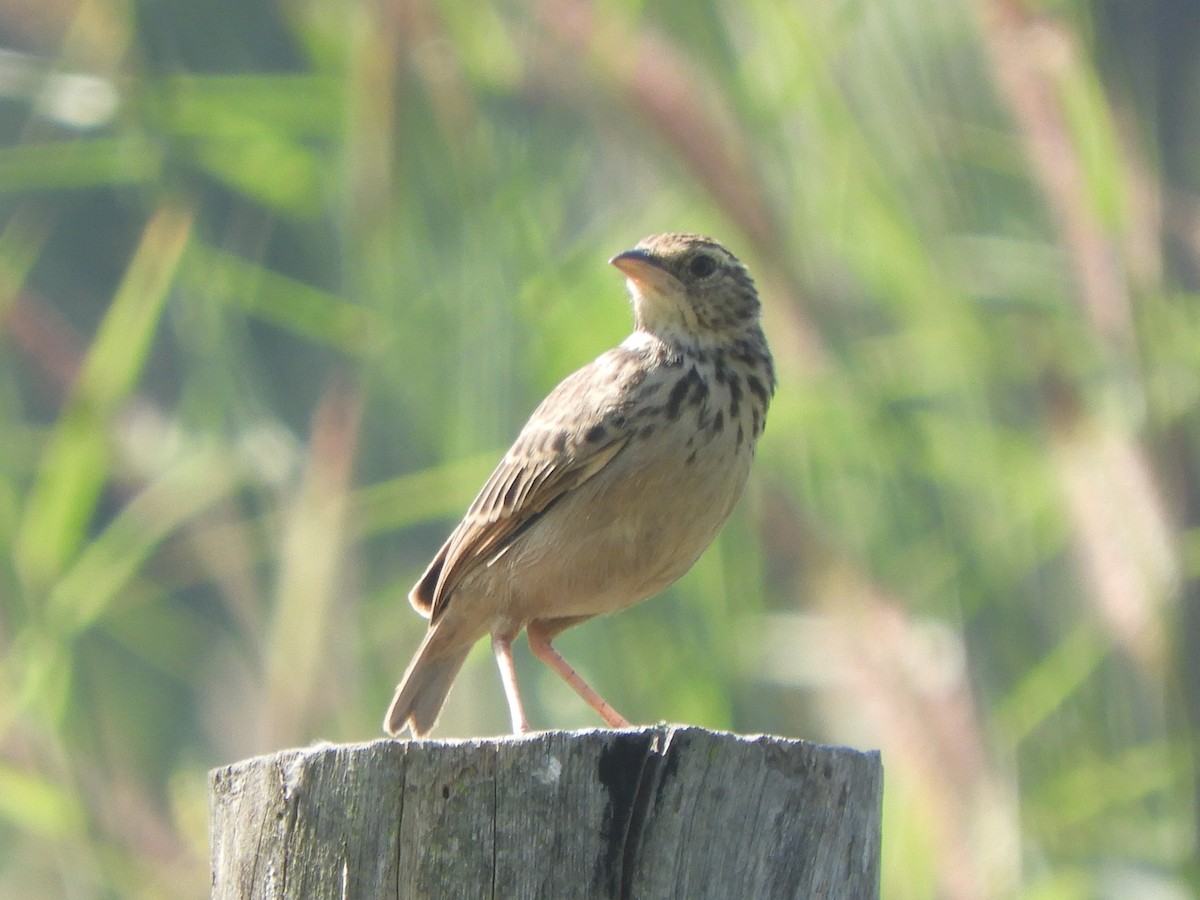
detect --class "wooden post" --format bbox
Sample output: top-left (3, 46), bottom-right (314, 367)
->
top-left (210, 725), bottom-right (882, 899)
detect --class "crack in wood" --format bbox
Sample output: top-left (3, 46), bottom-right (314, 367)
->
top-left (393, 745), bottom-right (407, 899)
top-left (593, 725), bottom-right (679, 898)
top-left (619, 727), bottom-right (675, 900)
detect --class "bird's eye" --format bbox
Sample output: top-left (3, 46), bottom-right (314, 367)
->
top-left (688, 253), bottom-right (718, 279)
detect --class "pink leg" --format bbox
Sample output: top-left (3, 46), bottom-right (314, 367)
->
top-left (492, 633), bottom-right (530, 734)
top-left (526, 621), bottom-right (631, 729)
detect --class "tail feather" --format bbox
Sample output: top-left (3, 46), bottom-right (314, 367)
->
top-left (384, 626), bottom-right (475, 737)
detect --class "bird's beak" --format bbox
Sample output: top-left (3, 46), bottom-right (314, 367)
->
top-left (610, 249), bottom-right (683, 296)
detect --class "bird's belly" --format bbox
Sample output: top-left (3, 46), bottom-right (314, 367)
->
top-left (492, 426), bottom-right (752, 622)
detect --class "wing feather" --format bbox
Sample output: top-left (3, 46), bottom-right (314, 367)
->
top-left (409, 346), bottom-right (652, 621)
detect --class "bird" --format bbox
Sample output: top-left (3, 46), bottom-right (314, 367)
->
top-left (384, 232), bottom-right (775, 737)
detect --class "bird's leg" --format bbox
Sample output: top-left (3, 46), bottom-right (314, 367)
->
top-left (526, 620), bottom-right (631, 729)
top-left (492, 632), bottom-right (530, 734)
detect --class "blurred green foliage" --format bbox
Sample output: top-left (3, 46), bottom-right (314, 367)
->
top-left (1, 0), bottom-right (1198, 896)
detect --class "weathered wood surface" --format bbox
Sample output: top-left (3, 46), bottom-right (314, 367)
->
top-left (210, 725), bottom-right (882, 899)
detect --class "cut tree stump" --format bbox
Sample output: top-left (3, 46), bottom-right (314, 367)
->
top-left (209, 725), bottom-right (882, 899)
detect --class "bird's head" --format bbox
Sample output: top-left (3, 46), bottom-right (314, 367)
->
top-left (610, 233), bottom-right (761, 344)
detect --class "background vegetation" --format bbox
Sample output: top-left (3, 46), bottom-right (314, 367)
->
top-left (1, 0), bottom-right (1198, 896)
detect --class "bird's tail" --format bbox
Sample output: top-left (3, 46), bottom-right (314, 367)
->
top-left (384, 625), bottom-right (475, 737)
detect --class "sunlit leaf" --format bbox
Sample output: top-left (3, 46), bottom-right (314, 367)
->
top-left (15, 202), bottom-right (194, 590)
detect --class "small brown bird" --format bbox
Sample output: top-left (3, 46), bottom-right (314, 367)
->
top-left (384, 233), bottom-right (775, 737)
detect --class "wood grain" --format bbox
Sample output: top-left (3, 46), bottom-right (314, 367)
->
top-left (210, 726), bottom-right (882, 899)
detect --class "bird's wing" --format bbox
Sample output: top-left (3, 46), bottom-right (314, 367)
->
top-left (410, 348), bottom-right (647, 622)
